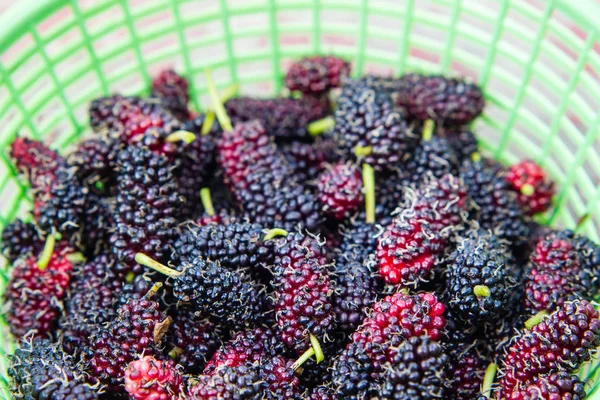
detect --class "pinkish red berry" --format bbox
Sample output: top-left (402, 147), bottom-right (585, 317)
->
top-left (317, 163), bottom-right (363, 220)
top-left (285, 55), bottom-right (350, 95)
top-left (506, 371), bottom-right (585, 400)
top-left (124, 356), bottom-right (184, 400)
top-left (4, 245), bottom-right (74, 338)
top-left (498, 300), bottom-right (600, 396)
top-left (376, 208), bottom-right (441, 285)
top-left (506, 160), bottom-right (555, 215)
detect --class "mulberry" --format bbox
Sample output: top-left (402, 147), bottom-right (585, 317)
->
top-left (87, 286), bottom-right (170, 386)
top-left (403, 74), bottom-right (484, 126)
top-left (151, 69), bottom-right (190, 120)
top-left (497, 300), bottom-right (600, 395)
top-left (167, 308), bottom-right (222, 373)
top-left (225, 96), bottom-right (329, 141)
top-left (334, 79), bottom-right (419, 170)
top-left (317, 162), bottom-right (364, 221)
top-left (505, 371), bottom-right (586, 400)
top-left (9, 338), bottom-right (101, 400)
top-left (272, 256), bottom-right (335, 354)
top-left (67, 137), bottom-right (119, 191)
top-left (331, 292), bottom-right (445, 398)
top-left (1, 219), bottom-right (43, 263)
top-left (124, 355), bottom-right (184, 400)
top-left (378, 336), bottom-right (448, 400)
top-left (506, 160), bottom-right (555, 216)
top-left (110, 146), bottom-right (181, 273)
top-left (460, 158), bottom-right (530, 245)
top-left (4, 242), bottom-right (75, 338)
top-left (445, 229), bottom-right (515, 324)
top-left (89, 94), bottom-right (182, 144)
top-left (376, 207), bottom-right (441, 286)
top-left (189, 363), bottom-right (265, 400)
top-left (285, 55), bottom-right (350, 95)
top-left (60, 253), bottom-right (121, 353)
top-left (137, 254), bottom-right (266, 328)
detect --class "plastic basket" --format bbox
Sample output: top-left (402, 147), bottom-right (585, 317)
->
top-left (1, 0), bottom-right (600, 397)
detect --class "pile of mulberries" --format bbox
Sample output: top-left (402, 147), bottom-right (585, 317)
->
top-left (4, 58), bottom-right (599, 400)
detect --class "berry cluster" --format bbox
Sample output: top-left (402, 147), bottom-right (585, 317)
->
top-left (4, 59), bottom-right (598, 400)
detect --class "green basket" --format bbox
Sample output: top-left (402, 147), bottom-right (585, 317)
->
top-left (1, 0), bottom-right (600, 397)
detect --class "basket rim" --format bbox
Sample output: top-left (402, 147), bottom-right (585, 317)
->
top-left (0, 0), bottom-right (599, 56)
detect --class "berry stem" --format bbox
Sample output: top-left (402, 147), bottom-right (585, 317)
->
top-left (353, 145), bottom-right (372, 158)
top-left (309, 334), bottom-right (324, 364)
top-left (65, 252), bottom-right (86, 264)
top-left (471, 152), bottom-right (481, 162)
top-left (362, 163), bottom-right (376, 224)
top-left (422, 119), bottom-right (435, 142)
top-left (200, 188), bottom-right (215, 216)
top-left (473, 285), bottom-right (491, 298)
top-left (168, 346), bottom-right (183, 359)
top-left (200, 83), bottom-right (239, 135)
top-left (524, 310), bottom-right (548, 330)
top-left (135, 253), bottom-right (183, 278)
top-left (292, 347), bottom-right (315, 371)
top-left (147, 282), bottom-right (163, 296)
top-left (292, 334), bottom-right (325, 370)
top-left (125, 271), bottom-right (136, 283)
top-left (201, 111), bottom-right (216, 136)
top-left (481, 362), bottom-right (497, 399)
top-left (308, 116), bottom-right (335, 137)
top-left (204, 69), bottom-right (233, 132)
top-left (165, 130), bottom-right (196, 144)
top-left (37, 234), bottom-right (56, 270)
top-left (520, 183), bottom-right (535, 196)
top-left (263, 228), bottom-right (289, 241)
top-left (220, 83), bottom-right (240, 103)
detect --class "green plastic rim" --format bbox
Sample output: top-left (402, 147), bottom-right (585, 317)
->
top-left (1, 0), bottom-right (600, 397)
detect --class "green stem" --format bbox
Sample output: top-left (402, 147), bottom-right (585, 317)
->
top-left (292, 347), bottom-right (316, 371)
top-left (65, 252), bottom-right (86, 264)
top-left (201, 111), bottom-right (216, 136)
top-left (354, 145), bottom-right (373, 157)
top-left (263, 228), bottom-right (289, 241)
top-left (520, 183), bottom-right (535, 196)
top-left (524, 310), bottom-right (548, 330)
top-left (125, 271), bottom-right (136, 283)
top-left (220, 83), bottom-right (240, 103)
top-left (362, 163), bottom-right (375, 224)
top-left (135, 253), bottom-right (182, 278)
top-left (165, 130), bottom-right (196, 144)
top-left (309, 334), bottom-right (324, 364)
top-left (147, 282), bottom-right (163, 296)
top-left (471, 152), bottom-right (482, 162)
top-left (200, 188), bottom-right (215, 216)
top-left (308, 116), bottom-right (335, 137)
top-left (481, 363), bottom-right (497, 399)
top-left (422, 119), bottom-right (435, 141)
top-left (169, 346), bottom-right (183, 359)
top-left (200, 83), bottom-right (239, 135)
top-left (204, 69), bottom-right (233, 131)
top-left (473, 285), bottom-right (491, 298)
top-left (37, 235), bottom-right (56, 270)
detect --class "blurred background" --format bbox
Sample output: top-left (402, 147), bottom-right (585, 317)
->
top-left (0, 0), bottom-right (599, 234)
